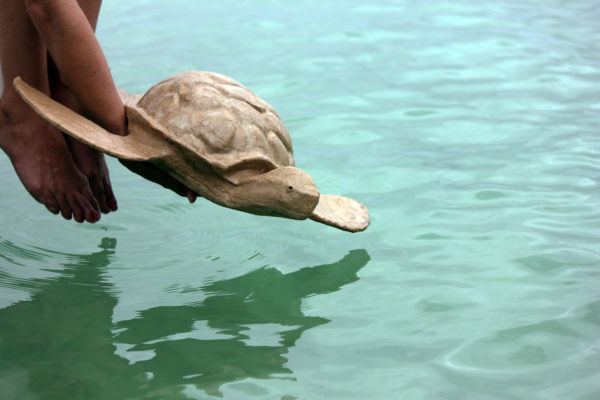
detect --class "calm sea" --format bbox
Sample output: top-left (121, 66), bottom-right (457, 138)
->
top-left (1, 1), bottom-right (599, 399)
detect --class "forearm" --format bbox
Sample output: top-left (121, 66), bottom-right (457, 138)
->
top-left (25, 0), bottom-right (126, 135)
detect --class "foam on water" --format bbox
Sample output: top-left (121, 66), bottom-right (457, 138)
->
top-left (1, 0), bottom-right (599, 399)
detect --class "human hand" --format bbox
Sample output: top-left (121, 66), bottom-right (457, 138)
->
top-left (119, 159), bottom-right (198, 203)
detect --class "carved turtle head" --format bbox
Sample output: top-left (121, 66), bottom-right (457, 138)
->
top-left (231, 166), bottom-right (320, 219)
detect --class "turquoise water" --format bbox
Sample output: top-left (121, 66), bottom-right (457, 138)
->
top-left (1, 1), bottom-right (599, 399)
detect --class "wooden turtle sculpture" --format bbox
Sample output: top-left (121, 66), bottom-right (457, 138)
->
top-left (14, 71), bottom-right (369, 232)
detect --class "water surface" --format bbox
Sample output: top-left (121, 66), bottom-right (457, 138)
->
top-left (1, 1), bottom-right (599, 399)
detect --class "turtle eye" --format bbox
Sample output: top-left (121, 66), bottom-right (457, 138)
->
top-left (288, 186), bottom-right (294, 192)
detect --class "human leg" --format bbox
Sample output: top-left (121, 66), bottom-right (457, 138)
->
top-left (46, 0), bottom-right (118, 213)
top-left (0, 0), bottom-right (100, 222)
top-left (24, 0), bottom-right (126, 135)
top-left (25, 0), bottom-right (198, 204)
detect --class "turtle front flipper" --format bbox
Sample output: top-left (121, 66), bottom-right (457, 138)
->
top-left (310, 194), bottom-right (370, 232)
top-left (13, 77), bottom-right (164, 161)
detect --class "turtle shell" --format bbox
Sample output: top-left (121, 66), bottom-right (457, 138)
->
top-left (131, 71), bottom-right (294, 182)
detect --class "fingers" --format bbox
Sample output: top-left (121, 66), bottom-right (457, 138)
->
top-left (119, 159), bottom-right (197, 199)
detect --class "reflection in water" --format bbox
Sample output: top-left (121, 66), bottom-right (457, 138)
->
top-left (0, 238), bottom-right (121, 400)
top-left (0, 239), bottom-right (369, 399)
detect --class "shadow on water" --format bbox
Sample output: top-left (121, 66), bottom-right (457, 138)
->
top-left (0, 238), bottom-right (370, 399)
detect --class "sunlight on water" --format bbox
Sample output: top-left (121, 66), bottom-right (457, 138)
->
top-left (1, 0), bottom-right (599, 399)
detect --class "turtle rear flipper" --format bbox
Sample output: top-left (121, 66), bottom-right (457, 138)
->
top-left (13, 77), bottom-right (164, 161)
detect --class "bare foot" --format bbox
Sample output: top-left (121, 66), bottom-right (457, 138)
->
top-left (0, 100), bottom-right (101, 223)
top-left (47, 75), bottom-right (119, 214)
top-left (48, 75), bottom-right (195, 209)
top-left (65, 136), bottom-right (118, 213)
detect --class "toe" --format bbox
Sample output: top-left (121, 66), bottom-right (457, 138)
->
top-left (57, 196), bottom-right (73, 220)
top-left (75, 192), bottom-right (100, 223)
top-left (67, 194), bottom-right (85, 223)
top-left (45, 205), bottom-right (60, 215)
top-left (79, 190), bottom-right (101, 222)
top-left (103, 178), bottom-right (118, 211)
top-left (42, 192), bottom-right (61, 214)
top-left (88, 174), bottom-right (110, 213)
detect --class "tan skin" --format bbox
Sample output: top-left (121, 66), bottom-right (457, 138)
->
top-left (0, 0), bottom-right (196, 223)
